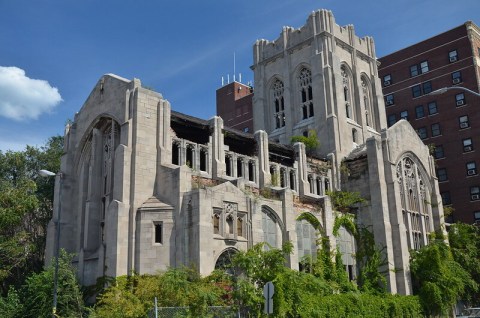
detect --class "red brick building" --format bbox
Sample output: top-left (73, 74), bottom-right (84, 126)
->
top-left (216, 81), bottom-right (254, 133)
top-left (378, 21), bottom-right (480, 224)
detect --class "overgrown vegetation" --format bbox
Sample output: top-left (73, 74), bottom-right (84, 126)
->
top-left (410, 231), bottom-right (478, 317)
top-left (0, 250), bottom-right (84, 318)
top-left (0, 136), bottom-right (63, 295)
top-left (327, 190), bottom-right (366, 213)
top-left (290, 129), bottom-right (319, 155)
top-left (1, 137), bottom-right (480, 317)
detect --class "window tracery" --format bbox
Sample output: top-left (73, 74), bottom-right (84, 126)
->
top-left (396, 156), bottom-right (432, 250)
top-left (361, 76), bottom-right (375, 129)
top-left (272, 79), bottom-right (285, 129)
top-left (298, 68), bottom-right (313, 119)
top-left (341, 65), bottom-right (354, 120)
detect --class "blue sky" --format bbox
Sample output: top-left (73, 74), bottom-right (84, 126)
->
top-left (0, 0), bottom-right (478, 151)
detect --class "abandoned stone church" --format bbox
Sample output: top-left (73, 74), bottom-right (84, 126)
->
top-left (45, 10), bottom-right (445, 295)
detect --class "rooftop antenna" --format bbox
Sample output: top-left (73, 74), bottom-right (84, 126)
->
top-left (227, 74), bottom-right (230, 84)
top-left (233, 52), bottom-right (236, 82)
top-left (239, 73), bottom-right (242, 83)
top-left (222, 76), bottom-right (224, 86)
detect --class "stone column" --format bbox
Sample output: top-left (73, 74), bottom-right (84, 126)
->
top-left (209, 116), bottom-right (225, 179)
top-left (254, 130), bottom-right (270, 188)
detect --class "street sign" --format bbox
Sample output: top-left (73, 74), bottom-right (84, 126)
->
top-left (263, 281), bottom-right (274, 314)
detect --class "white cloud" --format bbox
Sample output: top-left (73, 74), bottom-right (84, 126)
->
top-left (0, 66), bottom-right (62, 121)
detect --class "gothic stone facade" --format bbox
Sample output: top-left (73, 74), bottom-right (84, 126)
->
top-left (46, 10), bottom-right (445, 295)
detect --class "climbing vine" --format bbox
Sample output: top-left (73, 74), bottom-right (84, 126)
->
top-left (333, 212), bottom-right (357, 236)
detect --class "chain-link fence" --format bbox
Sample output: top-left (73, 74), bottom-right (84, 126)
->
top-left (148, 305), bottom-right (237, 318)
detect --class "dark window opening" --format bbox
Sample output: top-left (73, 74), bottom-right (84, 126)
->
top-left (172, 143), bottom-right (180, 165)
top-left (237, 159), bottom-right (243, 177)
top-left (248, 161), bottom-right (255, 181)
top-left (186, 147), bottom-right (193, 168)
top-left (289, 170), bottom-right (295, 190)
top-left (154, 223), bottom-right (163, 244)
top-left (226, 156), bottom-right (232, 176)
top-left (200, 149), bottom-right (207, 172)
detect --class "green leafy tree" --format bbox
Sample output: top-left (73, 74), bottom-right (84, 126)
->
top-left (20, 250), bottom-right (84, 318)
top-left (448, 223), bottom-right (480, 305)
top-left (410, 237), bottom-right (474, 316)
top-left (0, 136), bottom-right (63, 294)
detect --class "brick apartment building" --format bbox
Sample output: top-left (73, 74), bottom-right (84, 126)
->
top-left (216, 81), bottom-right (254, 133)
top-left (378, 21), bottom-right (480, 224)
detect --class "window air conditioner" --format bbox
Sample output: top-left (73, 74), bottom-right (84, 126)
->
top-left (453, 78), bottom-right (461, 84)
top-left (460, 122), bottom-right (469, 129)
top-left (467, 169), bottom-right (476, 176)
top-left (457, 100), bottom-right (465, 106)
top-left (449, 56), bottom-right (457, 62)
top-left (384, 80), bottom-right (391, 86)
top-left (464, 146), bottom-right (472, 152)
top-left (471, 194), bottom-right (480, 200)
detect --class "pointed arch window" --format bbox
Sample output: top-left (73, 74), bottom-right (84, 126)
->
top-left (298, 68), bottom-right (313, 119)
top-left (336, 226), bottom-right (356, 281)
top-left (296, 217), bottom-right (317, 270)
top-left (396, 156), bottom-right (432, 250)
top-left (272, 79), bottom-right (285, 129)
top-left (341, 65), bottom-right (355, 120)
top-left (361, 76), bottom-right (375, 129)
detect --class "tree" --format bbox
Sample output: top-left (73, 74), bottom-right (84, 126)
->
top-left (20, 250), bottom-right (84, 318)
top-left (410, 237), bottom-right (474, 316)
top-left (448, 223), bottom-right (480, 305)
top-left (0, 136), bottom-right (63, 294)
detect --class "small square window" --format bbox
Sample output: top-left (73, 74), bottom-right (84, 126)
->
top-left (437, 168), bottom-right (448, 182)
top-left (422, 81), bottom-right (432, 94)
top-left (431, 123), bottom-right (441, 137)
top-left (456, 93), bottom-right (465, 106)
top-left (449, 50), bottom-right (458, 62)
top-left (470, 186), bottom-right (480, 201)
top-left (474, 211), bottom-right (480, 222)
top-left (412, 85), bottom-right (422, 98)
top-left (428, 102), bottom-right (438, 115)
top-left (243, 127), bottom-right (249, 133)
top-left (420, 61), bottom-right (429, 73)
top-left (415, 105), bottom-right (425, 119)
top-left (387, 114), bottom-right (396, 127)
top-left (400, 110), bottom-right (408, 120)
top-left (154, 222), bottom-right (163, 244)
top-left (383, 74), bottom-right (392, 86)
top-left (467, 162), bottom-right (477, 176)
top-left (441, 192), bottom-right (451, 205)
top-left (459, 115), bottom-right (469, 129)
top-left (410, 65), bottom-right (419, 77)
top-left (434, 145), bottom-right (445, 159)
top-left (385, 94), bottom-right (394, 106)
top-left (417, 127), bottom-right (427, 139)
top-left (463, 138), bottom-right (473, 152)
top-left (452, 71), bottom-right (462, 84)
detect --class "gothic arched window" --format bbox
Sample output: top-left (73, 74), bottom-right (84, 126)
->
top-left (272, 79), bottom-right (285, 129)
top-left (336, 226), bottom-right (356, 281)
top-left (361, 76), bottom-right (375, 130)
top-left (298, 68), bottom-right (313, 119)
top-left (396, 156), bottom-right (432, 250)
top-left (341, 65), bottom-right (355, 121)
top-left (296, 217), bottom-right (317, 268)
top-left (262, 208), bottom-right (278, 250)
